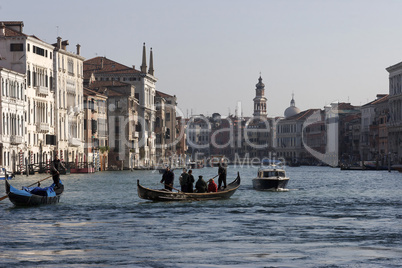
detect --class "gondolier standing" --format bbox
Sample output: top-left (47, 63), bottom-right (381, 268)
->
top-left (218, 161), bottom-right (227, 189)
top-left (51, 155), bottom-right (65, 187)
top-left (161, 166), bottom-right (174, 191)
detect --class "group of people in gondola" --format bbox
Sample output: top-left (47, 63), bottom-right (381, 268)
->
top-left (160, 162), bottom-right (227, 193)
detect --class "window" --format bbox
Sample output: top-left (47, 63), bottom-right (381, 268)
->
top-left (166, 112), bottom-right (170, 122)
top-left (68, 60), bottom-right (74, 75)
top-left (33, 45), bottom-right (45, 56)
top-left (10, 43), bottom-right (23, 51)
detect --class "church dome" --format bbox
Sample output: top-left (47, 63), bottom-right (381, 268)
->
top-left (284, 94), bottom-right (301, 118)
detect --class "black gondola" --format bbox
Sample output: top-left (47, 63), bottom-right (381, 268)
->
top-left (138, 172), bottom-right (241, 201)
top-left (5, 179), bottom-right (64, 206)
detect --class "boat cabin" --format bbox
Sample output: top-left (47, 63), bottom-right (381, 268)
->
top-left (258, 169), bottom-right (286, 178)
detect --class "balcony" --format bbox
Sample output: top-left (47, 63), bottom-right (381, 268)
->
top-left (69, 137), bottom-right (82, 147)
top-left (36, 85), bottom-right (48, 95)
top-left (36, 122), bottom-right (50, 133)
top-left (10, 135), bottom-right (23, 145)
top-left (129, 131), bottom-right (140, 141)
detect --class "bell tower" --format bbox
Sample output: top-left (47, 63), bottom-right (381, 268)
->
top-left (253, 75), bottom-right (267, 117)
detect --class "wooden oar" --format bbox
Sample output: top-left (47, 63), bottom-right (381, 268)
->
top-left (0, 175), bottom-right (53, 202)
top-left (26, 175), bottom-right (53, 187)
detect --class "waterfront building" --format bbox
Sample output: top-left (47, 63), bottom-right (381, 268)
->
top-left (175, 116), bottom-right (187, 166)
top-left (88, 81), bottom-right (139, 170)
top-left (0, 67), bottom-right (25, 172)
top-left (276, 109), bottom-right (321, 165)
top-left (53, 37), bottom-right (85, 167)
top-left (0, 21), bottom-right (55, 172)
top-left (360, 94), bottom-right (389, 162)
top-left (84, 43), bottom-right (157, 167)
top-left (186, 115), bottom-right (211, 160)
top-left (155, 91), bottom-right (177, 165)
top-left (386, 62), bottom-right (402, 163)
top-left (83, 87), bottom-right (108, 171)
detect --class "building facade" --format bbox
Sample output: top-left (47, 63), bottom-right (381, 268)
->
top-left (0, 21), bottom-right (56, 172)
top-left (53, 37), bottom-right (85, 166)
top-left (84, 43), bottom-right (157, 167)
top-left (386, 62), bottom-right (402, 163)
top-left (0, 67), bottom-right (25, 172)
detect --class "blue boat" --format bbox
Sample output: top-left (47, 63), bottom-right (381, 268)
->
top-left (5, 179), bottom-right (64, 206)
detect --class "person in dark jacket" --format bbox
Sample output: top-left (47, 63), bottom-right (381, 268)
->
top-left (179, 168), bottom-right (189, 192)
top-left (195, 175), bottom-right (207, 193)
top-left (51, 155), bottom-right (65, 187)
top-left (218, 162), bottom-right (227, 189)
top-left (187, 170), bottom-right (195, 193)
top-left (160, 167), bottom-right (174, 191)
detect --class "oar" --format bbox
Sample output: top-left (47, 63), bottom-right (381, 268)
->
top-left (26, 175), bottom-right (53, 187)
top-left (0, 175), bottom-right (53, 201)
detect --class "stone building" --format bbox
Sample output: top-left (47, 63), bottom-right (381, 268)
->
top-left (386, 62), bottom-right (402, 163)
top-left (84, 43), bottom-right (157, 167)
top-left (53, 37), bottom-right (85, 166)
top-left (155, 91), bottom-right (177, 164)
top-left (0, 67), bottom-right (25, 172)
top-left (0, 21), bottom-right (56, 172)
top-left (88, 81), bottom-right (140, 170)
top-left (83, 87), bottom-right (108, 171)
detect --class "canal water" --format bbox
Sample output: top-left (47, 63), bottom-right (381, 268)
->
top-left (0, 166), bottom-right (401, 267)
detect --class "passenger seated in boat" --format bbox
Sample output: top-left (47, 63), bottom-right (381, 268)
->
top-left (195, 175), bottom-right (207, 193)
top-left (207, 178), bottom-right (218, 192)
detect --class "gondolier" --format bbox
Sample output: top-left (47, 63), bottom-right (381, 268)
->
top-left (218, 162), bottom-right (227, 189)
top-left (51, 155), bottom-right (65, 187)
top-left (160, 166), bottom-right (174, 191)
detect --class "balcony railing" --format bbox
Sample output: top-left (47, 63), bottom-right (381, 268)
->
top-left (36, 122), bottom-right (49, 133)
top-left (10, 135), bottom-right (23, 144)
top-left (69, 137), bottom-right (82, 147)
top-left (36, 85), bottom-right (48, 95)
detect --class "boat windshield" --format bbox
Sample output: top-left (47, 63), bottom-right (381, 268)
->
top-left (263, 171), bottom-right (285, 177)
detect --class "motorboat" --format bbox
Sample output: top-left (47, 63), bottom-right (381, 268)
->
top-left (252, 166), bottom-right (289, 191)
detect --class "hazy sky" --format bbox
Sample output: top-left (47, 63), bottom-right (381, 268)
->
top-left (1, 0), bottom-right (401, 117)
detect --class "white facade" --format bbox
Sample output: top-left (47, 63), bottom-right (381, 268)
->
top-left (53, 37), bottom-right (85, 164)
top-left (0, 68), bottom-right (25, 172)
top-left (386, 62), bottom-right (402, 162)
top-left (0, 22), bottom-right (56, 171)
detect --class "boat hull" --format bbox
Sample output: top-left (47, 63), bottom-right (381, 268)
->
top-left (5, 180), bottom-right (64, 206)
top-left (252, 178), bottom-right (289, 191)
top-left (138, 173), bottom-right (241, 201)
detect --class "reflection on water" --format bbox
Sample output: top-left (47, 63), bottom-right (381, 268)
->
top-left (0, 166), bottom-right (401, 267)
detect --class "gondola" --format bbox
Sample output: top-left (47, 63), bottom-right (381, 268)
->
top-left (137, 172), bottom-right (241, 201)
top-left (5, 179), bottom-right (64, 206)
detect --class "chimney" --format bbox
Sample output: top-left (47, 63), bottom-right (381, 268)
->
top-left (101, 58), bottom-right (104, 69)
top-left (148, 47), bottom-right (154, 76)
top-left (57, 37), bottom-right (62, 49)
top-left (140, 43), bottom-right (147, 73)
top-left (0, 22), bottom-right (5, 37)
top-left (76, 44), bottom-right (81, 55)
top-left (61, 40), bottom-right (69, 50)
